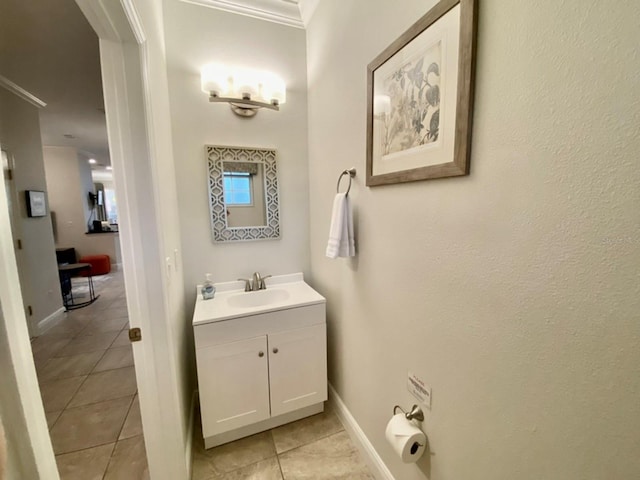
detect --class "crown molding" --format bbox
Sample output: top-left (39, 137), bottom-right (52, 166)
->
top-left (0, 74), bottom-right (47, 108)
top-left (178, 0), bottom-right (305, 29)
top-left (297, 0), bottom-right (319, 26)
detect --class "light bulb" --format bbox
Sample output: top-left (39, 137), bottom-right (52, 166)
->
top-left (262, 72), bottom-right (286, 105)
top-left (233, 67), bottom-right (260, 100)
top-left (201, 64), bottom-right (230, 97)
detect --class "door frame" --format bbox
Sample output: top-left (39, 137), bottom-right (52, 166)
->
top-left (1, 148), bottom-right (31, 336)
top-left (75, 1), bottom-right (190, 478)
top-left (0, 0), bottom-right (190, 478)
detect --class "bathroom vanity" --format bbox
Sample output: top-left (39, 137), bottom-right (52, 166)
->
top-left (192, 273), bottom-right (327, 448)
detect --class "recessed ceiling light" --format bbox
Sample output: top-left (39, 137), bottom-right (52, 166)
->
top-left (106, 166), bottom-right (112, 170)
top-left (88, 158), bottom-right (97, 164)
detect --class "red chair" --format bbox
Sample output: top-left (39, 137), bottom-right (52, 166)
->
top-left (78, 255), bottom-right (111, 276)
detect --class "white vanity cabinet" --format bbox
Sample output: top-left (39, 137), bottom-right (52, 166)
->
top-left (194, 295), bottom-right (327, 448)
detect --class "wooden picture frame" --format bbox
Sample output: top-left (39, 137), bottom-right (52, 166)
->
top-left (366, 0), bottom-right (478, 186)
top-left (25, 190), bottom-right (47, 217)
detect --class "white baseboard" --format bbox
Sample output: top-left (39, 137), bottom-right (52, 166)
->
top-left (185, 390), bottom-right (197, 478)
top-left (35, 307), bottom-right (65, 336)
top-left (328, 383), bottom-right (395, 480)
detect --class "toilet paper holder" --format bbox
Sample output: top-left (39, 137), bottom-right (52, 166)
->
top-left (393, 404), bottom-right (424, 422)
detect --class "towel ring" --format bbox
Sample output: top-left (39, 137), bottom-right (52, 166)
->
top-left (336, 168), bottom-right (356, 196)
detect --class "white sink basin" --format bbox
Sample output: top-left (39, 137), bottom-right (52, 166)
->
top-left (227, 288), bottom-right (290, 308)
top-left (192, 273), bottom-right (325, 325)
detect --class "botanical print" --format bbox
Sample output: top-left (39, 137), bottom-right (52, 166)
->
top-left (381, 41), bottom-right (441, 157)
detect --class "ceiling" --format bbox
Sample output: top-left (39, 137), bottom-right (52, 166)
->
top-left (0, 0), bottom-right (317, 171)
top-left (180, 0), bottom-right (314, 28)
top-left (0, 0), bottom-right (110, 167)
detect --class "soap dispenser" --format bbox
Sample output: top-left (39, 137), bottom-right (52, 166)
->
top-left (201, 274), bottom-right (216, 300)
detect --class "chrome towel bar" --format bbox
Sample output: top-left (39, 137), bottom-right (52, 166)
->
top-left (336, 168), bottom-right (356, 196)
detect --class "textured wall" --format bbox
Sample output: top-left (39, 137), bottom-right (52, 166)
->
top-left (42, 146), bottom-right (118, 261)
top-left (0, 89), bottom-right (63, 334)
top-left (306, 0), bottom-right (640, 478)
top-left (163, 1), bottom-right (310, 310)
top-left (163, 11), bottom-right (310, 462)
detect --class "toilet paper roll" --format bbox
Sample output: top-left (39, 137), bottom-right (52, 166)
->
top-left (385, 413), bottom-right (427, 463)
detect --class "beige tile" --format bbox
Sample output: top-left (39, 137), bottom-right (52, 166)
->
top-left (41, 317), bottom-right (91, 338)
top-left (111, 329), bottom-right (131, 348)
top-left (55, 443), bottom-right (115, 480)
top-left (201, 432), bottom-right (276, 474)
top-left (31, 334), bottom-right (71, 355)
top-left (45, 410), bottom-right (62, 430)
top-left (38, 351), bottom-right (104, 381)
top-left (104, 435), bottom-right (149, 480)
top-left (68, 366), bottom-right (137, 407)
top-left (93, 346), bottom-right (134, 372)
top-left (192, 450), bottom-right (218, 480)
top-left (221, 457), bottom-right (282, 480)
top-left (40, 376), bottom-right (86, 412)
top-left (100, 307), bottom-right (129, 320)
top-left (30, 335), bottom-right (72, 366)
top-left (50, 396), bottom-right (133, 454)
top-left (119, 395), bottom-right (143, 440)
top-left (109, 298), bottom-right (128, 310)
top-left (81, 317), bottom-right (128, 335)
top-left (271, 410), bottom-right (344, 454)
top-left (278, 431), bottom-right (372, 480)
top-left (55, 331), bottom-right (119, 357)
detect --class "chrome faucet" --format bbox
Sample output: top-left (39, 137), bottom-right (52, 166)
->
top-left (238, 278), bottom-right (252, 292)
top-left (238, 272), bottom-right (272, 291)
top-left (252, 272), bottom-right (262, 291)
top-left (253, 272), bottom-right (272, 291)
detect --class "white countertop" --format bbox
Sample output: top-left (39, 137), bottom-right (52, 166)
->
top-left (192, 273), bottom-right (326, 326)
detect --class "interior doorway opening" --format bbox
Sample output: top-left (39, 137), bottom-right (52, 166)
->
top-left (0, 0), bottom-right (191, 479)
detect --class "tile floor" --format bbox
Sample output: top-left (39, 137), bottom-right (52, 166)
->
top-left (192, 408), bottom-right (373, 480)
top-left (33, 270), bottom-right (372, 479)
top-left (32, 269), bottom-right (149, 480)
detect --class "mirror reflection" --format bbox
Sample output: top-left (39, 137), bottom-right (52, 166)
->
top-left (207, 145), bottom-right (280, 243)
top-left (223, 161), bottom-right (266, 228)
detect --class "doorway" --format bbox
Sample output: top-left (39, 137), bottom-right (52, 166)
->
top-left (0, 1), bottom-right (190, 479)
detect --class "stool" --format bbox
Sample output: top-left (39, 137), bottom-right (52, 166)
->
top-left (78, 254), bottom-right (111, 276)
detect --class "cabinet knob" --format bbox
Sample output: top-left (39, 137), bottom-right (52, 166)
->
top-left (272, 348), bottom-right (279, 354)
top-left (258, 351), bottom-right (264, 357)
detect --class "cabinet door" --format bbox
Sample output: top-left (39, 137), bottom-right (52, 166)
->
top-left (268, 324), bottom-right (327, 417)
top-left (197, 335), bottom-right (270, 437)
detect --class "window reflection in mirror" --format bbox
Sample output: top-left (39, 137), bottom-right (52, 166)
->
top-left (222, 161), bottom-right (267, 228)
top-left (207, 145), bottom-right (279, 243)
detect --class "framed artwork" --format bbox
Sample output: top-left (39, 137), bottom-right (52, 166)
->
top-left (366, 0), bottom-right (478, 186)
top-left (25, 190), bottom-right (47, 217)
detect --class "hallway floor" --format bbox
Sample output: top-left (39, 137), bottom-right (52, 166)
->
top-left (32, 269), bottom-right (149, 480)
top-left (192, 408), bottom-right (373, 479)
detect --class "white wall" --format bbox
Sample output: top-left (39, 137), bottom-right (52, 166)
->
top-left (43, 145), bottom-right (121, 265)
top-left (0, 88), bottom-right (63, 335)
top-left (44, 146), bottom-right (91, 247)
top-left (0, 138), bottom-right (58, 480)
top-left (162, 1), bottom-right (309, 304)
top-left (123, 0), bottom-right (192, 475)
top-left (306, 1), bottom-right (640, 479)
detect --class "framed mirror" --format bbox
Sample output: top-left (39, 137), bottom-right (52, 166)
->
top-left (206, 145), bottom-right (280, 242)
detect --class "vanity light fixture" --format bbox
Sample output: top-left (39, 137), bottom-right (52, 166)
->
top-left (201, 64), bottom-right (286, 118)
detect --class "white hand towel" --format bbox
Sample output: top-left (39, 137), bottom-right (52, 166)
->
top-left (326, 193), bottom-right (355, 259)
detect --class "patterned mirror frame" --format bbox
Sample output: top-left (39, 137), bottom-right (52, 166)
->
top-left (206, 145), bottom-right (280, 243)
